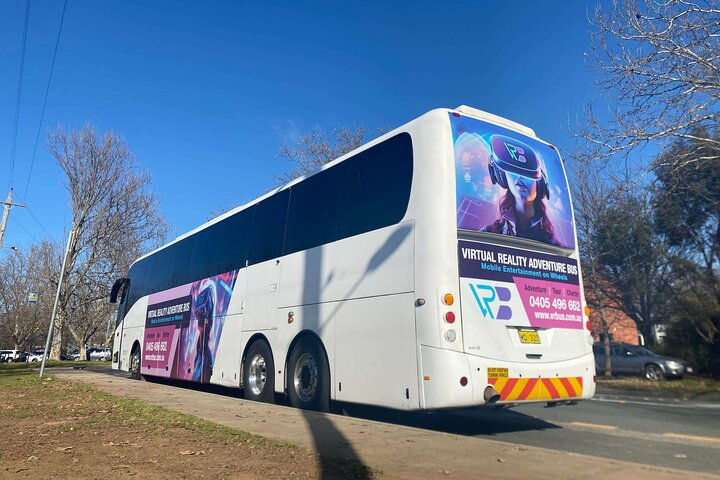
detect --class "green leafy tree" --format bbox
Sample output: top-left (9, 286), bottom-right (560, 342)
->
top-left (591, 191), bottom-right (674, 346)
top-left (652, 131), bottom-right (720, 369)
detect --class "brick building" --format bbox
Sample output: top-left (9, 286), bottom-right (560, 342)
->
top-left (584, 275), bottom-right (639, 345)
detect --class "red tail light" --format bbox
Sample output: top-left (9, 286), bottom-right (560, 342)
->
top-left (445, 312), bottom-right (456, 324)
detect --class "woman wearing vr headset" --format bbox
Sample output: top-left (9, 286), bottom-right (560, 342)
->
top-left (481, 134), bottom-right (559, 246)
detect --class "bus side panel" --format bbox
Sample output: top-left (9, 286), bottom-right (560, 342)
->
top-left (335, 292), bottom-right (418, 409)
top-left (276, 222), bottom-right (416, 406)
top-left (278, 222), bottom-right (415, 308)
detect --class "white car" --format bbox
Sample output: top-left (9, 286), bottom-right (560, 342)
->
top-left (0, 350), bottom-right (20, 362)
top-left (26, 351), bottom-right (47, 362)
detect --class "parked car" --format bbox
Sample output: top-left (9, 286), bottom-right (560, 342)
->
top-left (593, 343), bottom-right (693, 380)
top-left (0, 350), bottom-right (20, 362)
top-left (26, 351), bottom-right (47, 362)
top-left (87, 347), bottom-right (111, 361)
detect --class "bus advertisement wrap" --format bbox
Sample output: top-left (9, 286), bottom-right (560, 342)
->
top-left (458, 240), bottom-right (582, 330)
top-left (142, 270), bottom-right (239, 381)
top-left (450, 113), bottom-right (576, 250)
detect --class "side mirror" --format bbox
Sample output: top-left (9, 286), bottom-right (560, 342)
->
top-left (109, 278), bottom-right (129, 304)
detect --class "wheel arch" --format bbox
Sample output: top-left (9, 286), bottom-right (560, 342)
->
top-left (283, 330), bottom-right (330, 394)
top-left (130, 340), bottom-right (141, 357)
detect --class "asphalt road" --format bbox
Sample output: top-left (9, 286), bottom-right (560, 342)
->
top-left (343, 389), bottom-right (720, 475)
top-left (82, 367), bottom-right (720, 475)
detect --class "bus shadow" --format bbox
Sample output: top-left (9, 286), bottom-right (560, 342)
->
top-left (337, 402), bottom-right (561, 436)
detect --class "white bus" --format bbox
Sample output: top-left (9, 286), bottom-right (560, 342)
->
top-left (110, 106), bottom-right (595, 411)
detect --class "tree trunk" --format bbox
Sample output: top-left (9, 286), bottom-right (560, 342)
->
top-left (50, 312), bottom-right (64, 360)
top-left (600, 307), bottom-right (613, 377)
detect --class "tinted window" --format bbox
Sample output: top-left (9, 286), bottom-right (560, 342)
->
top-left (284, 165), bottom-right (341, 255)
top-left (250, 189), bottom-right (289, 264)
top-left (337, 132), bottom-right (413, 239)
top-left (125, 260), bottom-right (146, 313)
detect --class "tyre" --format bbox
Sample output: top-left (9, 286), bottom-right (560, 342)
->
top-left (287, 336), bottom-right (330, 412)
top-left (644, 364), bottom-right (664, 381)
top-left (243, 340), bottom-right (275, 403)
top-left (129, 344), bottom-right (141, 380)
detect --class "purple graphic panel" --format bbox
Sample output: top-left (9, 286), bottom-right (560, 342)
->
top-left (459, 240), bottom-right (582, 329)
top-left (514, 277), bottom-right (582, 329)
top-left (450, 113), bottom-right (576, 250)
top-left (142, 270), bottom-right (239, 382)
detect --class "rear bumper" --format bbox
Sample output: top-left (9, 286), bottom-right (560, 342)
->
top-left (420, 345), bottom-right (596, 409)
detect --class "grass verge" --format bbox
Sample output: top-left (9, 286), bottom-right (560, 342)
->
top-left (0, 359), bottom-right (107, 371)
top-left (0, 369), bottom-right (381, 478)
top-left (596, 375), bottom-right (720, 399)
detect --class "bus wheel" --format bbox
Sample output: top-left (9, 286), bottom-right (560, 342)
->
top-left (287, 337), bottom-right (329, 412)
top-left (129, 344), bottom-right (141, 380)
top-left (243, 340), bottom-right (275, 403)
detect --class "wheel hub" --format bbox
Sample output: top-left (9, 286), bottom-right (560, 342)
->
top-left (294, 353), bottom-right (318, 402)
top-left (248, 353), bottom-right (267, 396)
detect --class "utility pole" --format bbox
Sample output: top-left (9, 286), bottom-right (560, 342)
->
top-left (0, 189), bottom-right (27, 249)
top-left (40, 227), bottom-right (74, 378)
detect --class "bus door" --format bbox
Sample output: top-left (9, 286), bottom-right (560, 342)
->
top-left (197, 268), bottom-right (246, 383)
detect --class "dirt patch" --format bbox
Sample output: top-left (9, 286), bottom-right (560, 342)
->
top-left (0, 370), bottom-right (380, 479)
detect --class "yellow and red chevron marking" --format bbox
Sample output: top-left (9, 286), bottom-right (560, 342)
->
top-left (488, 376), bottom-right (583, 401)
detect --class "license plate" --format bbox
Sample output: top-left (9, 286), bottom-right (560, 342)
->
top-left (518, 330), bottom-right (540, 344)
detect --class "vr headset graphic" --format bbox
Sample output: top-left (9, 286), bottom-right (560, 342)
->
top-left (487, 134), bottom-right (549, 200)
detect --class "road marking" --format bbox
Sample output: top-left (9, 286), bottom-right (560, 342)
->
top-left (663, 433), bottom-right (720, 444)
top-left (569, 422), bottom-right (617, 430)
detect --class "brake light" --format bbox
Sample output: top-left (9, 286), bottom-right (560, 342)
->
top-left (586, 320), bottom-right (592, 331)
top-left (445, 311), bottom-right (456, 324)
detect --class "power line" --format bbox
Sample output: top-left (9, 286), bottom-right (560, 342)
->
top-left (22, 0), bottom-right (68, 202)
top-left (9, 214), bottom-right (39, 244)
top-left (8, 0), bottom-right (31, 192)
top-left (25, 206), bottom-right (53, 239)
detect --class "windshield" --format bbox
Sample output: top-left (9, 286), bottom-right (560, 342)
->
top-left (630, 346), bottom-right (657, 356)
top-left (450, 114), bottom-right (576, 250)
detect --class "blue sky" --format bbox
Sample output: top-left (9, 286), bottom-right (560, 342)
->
top-left (0, 0), bottom-right (601, 251)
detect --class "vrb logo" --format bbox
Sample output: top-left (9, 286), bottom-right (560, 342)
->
top-left (469, 284), bottom-right (513, 320)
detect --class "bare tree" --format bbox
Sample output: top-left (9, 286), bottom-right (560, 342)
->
top-left (46, 124), bottom-right (168, 359)
top-left (580, 0), bottom-right (720, 171)
top-left (0, 241), bottom-right (56, 350)
top-left (274, 126), bottom-right (383, 186)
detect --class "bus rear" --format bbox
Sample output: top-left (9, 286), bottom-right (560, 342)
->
top-left (421, 107), bottom-right (595, 408)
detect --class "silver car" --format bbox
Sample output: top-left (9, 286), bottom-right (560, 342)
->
top-left (87, 347), bottom-right (111, 361)
top-left (593, 343), bottom-right (693, 380)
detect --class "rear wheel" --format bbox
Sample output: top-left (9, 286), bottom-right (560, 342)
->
top-left (243, 340), bottom-right (275, 403)
top-left (287, 336), bottom-right (330, 412)
top-left (644, 364), bottom-right (663, 381)
top-left (129, 344), bottom-right (141, 380)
